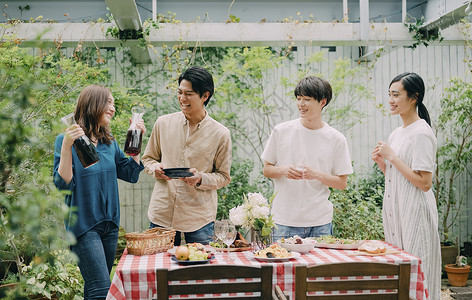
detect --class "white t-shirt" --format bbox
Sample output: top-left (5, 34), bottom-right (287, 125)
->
top-left (261, 119), bottom-right (353, 227)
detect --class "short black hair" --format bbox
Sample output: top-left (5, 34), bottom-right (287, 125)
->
top-left (294, 76), bottom-right (332, 107)
top-left (178, 66), bottom-right (214, 106)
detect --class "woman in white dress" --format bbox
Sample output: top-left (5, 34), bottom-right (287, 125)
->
top-left (372, 72), bottom-right (441, 299)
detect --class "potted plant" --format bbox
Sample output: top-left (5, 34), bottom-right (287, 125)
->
top-left (434, 77), bottom-right (472, 265)
top-left (444, 238), bottom-right (471, 287)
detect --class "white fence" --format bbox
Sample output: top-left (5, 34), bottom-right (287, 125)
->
top-left (117, 44), bottom-right (472, 244)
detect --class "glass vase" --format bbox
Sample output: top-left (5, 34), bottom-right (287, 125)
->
top-left (251, 228), bottom-right (272, 252)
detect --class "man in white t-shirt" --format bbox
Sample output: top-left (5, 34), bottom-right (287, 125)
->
top-left (261, 76), bottom-right (353, 241)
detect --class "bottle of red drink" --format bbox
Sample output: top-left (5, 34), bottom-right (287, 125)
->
top-left (124, 106), bottom-right (144, 156)
top-left (61, 113), bottom-right (100, 169)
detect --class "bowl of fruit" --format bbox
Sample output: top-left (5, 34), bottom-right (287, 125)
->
top-left (170, 243), bottom-right (215, 265)
top-left (277, 235), bottom-right (316, 253)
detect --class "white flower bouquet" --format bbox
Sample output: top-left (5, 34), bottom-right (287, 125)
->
top-left (229, 192), bottom-right (276, 237)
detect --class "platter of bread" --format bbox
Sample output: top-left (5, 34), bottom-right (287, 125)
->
top-left (347, 240), bottom-right (400, 256)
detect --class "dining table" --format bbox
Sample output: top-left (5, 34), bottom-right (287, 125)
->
top-left (106, 241), bottom-right (428, 300)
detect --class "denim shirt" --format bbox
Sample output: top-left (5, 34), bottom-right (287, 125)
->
top-left (53, 133), bottom-right (144, 238)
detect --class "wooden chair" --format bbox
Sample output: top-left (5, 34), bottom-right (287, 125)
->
top-left (156, 264), bottom-right (274, 300)
top-left (293, 262), bottom-right (411, 300)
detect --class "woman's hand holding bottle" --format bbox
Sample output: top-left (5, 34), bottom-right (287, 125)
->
top-left (64, 124), bottom-right (85, 147)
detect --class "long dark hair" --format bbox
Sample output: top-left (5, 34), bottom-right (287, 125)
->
top-left (389, 72), bottom-right (431, 126)
top-left (74, 85), bottom-right (114, 145)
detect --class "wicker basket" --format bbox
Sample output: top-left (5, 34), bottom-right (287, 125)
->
top-left (124, 227), bottom-right (176, 256)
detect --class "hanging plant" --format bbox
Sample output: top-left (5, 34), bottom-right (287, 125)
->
top-left (405, 16), bottom-right (444, 49)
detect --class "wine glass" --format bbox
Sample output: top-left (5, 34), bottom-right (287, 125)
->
top-left (215, 220), bottom-right (237, 261)
top-left (214, 221), bottom-right (227, 245)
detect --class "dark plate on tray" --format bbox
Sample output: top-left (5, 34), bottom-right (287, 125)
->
top-left (171, 255), bottom-right (215, 265)
top-left (163, 168), bottom-right (193, 178)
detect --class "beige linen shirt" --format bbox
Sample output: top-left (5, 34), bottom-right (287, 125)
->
top-left (142, 111), bottom-right (231, 232)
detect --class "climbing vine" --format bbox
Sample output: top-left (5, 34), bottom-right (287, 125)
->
top-left (405, 16), bottom-right (444, 49)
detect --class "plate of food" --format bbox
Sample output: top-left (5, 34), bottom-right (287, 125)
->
top-left (169, 243), bottom-right (214, 265)
top-left (253, 244), bottom-right (301, 261)
top-left (347, 241), bottom-right (400, 256)
top-left (278, 235), bottom-right (316, 253)
top-left (171, 255), bottom-right (215, 265)
top-left (309, 235), bottom-right (365, 250)
top-left (162, 168), bottom-right (193, 178)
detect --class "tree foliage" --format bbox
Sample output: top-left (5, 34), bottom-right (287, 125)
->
top-left (434, 77), bottom-right (472, 242)
top-left (0, 30), bottom-right (149, 297)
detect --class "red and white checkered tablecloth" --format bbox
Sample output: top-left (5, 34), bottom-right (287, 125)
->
top-left (106, 241), bottom-right (428, 300)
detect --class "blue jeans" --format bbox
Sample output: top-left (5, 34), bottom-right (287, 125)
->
top-left (273, 222), bottom-right (333, 241)
top-left (149, 222), bottom-right (214, 246)
top-left (71, 221), bottom-right (118, 300)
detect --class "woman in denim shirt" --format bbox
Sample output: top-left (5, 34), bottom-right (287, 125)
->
top-left (54, 85), bottom-right (145, 299)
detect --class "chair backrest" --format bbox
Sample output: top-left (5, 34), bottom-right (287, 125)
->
top-left (156, 264), bottom-right (273, 300)
top-left (295, 262), bottom-right (411, 300)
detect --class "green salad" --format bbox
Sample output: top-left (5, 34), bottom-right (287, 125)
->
top-left (310, 235), bottom-right (362, 245)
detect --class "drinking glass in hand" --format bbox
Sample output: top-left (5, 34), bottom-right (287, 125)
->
top-left (293, 157), bottom-right (306, 178)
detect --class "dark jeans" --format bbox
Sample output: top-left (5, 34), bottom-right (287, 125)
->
top-left (149, 221), bottom-right (214, 246)
top-left (71, 221), bottom-right (118, 300)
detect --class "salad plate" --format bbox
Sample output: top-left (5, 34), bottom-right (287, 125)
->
top-left (308, 236), bottom-right (365, 250)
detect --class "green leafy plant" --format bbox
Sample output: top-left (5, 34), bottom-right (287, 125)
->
top-left (0, 29), bottom-right (150, 295)
top-left (2, 250), bottom-right (84, 300)
top-left (212, 47), bottom-right (284, 165)
top-left (217, 159), bottom-right (270, 220)
top-left (226, 15), bottom-right (240, 23)
top-left (405, 16), bottom-right (444, 49)
top-left (330, 167), bottom-right (385, 240)
top-left (434, 77), bottom-right (472, 242)
top-left (0, 35), bottom-right (81, 286)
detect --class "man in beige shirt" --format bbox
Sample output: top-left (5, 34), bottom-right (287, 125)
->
top-left (142, 66), bottom-right (232, 245)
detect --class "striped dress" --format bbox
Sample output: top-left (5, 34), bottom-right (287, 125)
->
top-left (383, 119), bottom-right (441, 300)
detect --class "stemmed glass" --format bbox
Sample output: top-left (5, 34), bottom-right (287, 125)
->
top-left (215, 220), bottom-right (237, 261)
